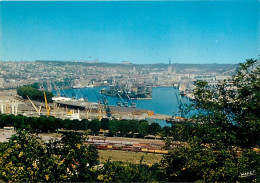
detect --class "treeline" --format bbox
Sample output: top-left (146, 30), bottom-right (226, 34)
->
top-left (0, 114), bottom-right (86, 133)
top-left (0, 130), bottom-right (163, 182)
top-left (17, 83), bottom-right (53, 102)
top-left (0, 114), bottom-right (169, 138)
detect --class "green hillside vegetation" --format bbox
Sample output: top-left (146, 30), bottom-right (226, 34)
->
top-left (0, 59), bottom-right (259, 182)
top-left (17, 83), bottom-right (53, 102)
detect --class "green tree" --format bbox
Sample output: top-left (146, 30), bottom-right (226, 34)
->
top-left (161, 59), bottom-right (260, 182)
top-left (17, 85), bottom-right (53, 102)
top-left (170, 122), bottom-right (195, 141)
top-left (148, 122), bottom-right (162, 135)
top-left (107, 119), bottom-right (119, 137)
top-left (138, 121), bottom-right (149, 138)
top-left (30, 82), bottom-right (40, 89)
top-left (0, 130), bottom-right (99, 182)
top-left (118, 120), bottom-right (129, 137)
top-left (0, 130), bottom-right (57, 181)
top-left (57, 131), bottom-right (99, 181)
top-left (100, 118), bottom-right (109, 130)
top-left (98, 158), bottom-right (158, 182)
top-left (0, 142), bottom-right (7, 154)
top-left (88, 119), bottom-right (101, 135)
top-left (190, 59), bottom-right (260, 148)
top-left (128, 120), bottom-right (139, 137)
top-left (162, 126), bottom-right (172, 137)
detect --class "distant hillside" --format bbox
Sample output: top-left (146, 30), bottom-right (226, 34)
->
top-left (35, 60), bottom-right (237, 75)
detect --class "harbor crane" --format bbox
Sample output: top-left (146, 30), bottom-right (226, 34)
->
top-left (91, 88), bottom-right (104, 120)
top-left (85, 103), bottom-right (93, 120)
top-left (101, 96), bottom-right (112, 118)
top-left (119, 86), bottom-right (136, 108)
top-left (175, 93), bottom-right (184, 117)
top-left (117, 92), bottom-right (124, 102)
top-left (124, 90), bottom-right (136, 108)
top-left (116, 93), bottom-right (124, 106)
top-left (98, 101), bottom-right (103, 121)
top-left (27, 96), bottom-right (42, 115)
top-left (92, 87), bottom-right (112, 119)
top-left (44, 91), bottom-right (51, 116)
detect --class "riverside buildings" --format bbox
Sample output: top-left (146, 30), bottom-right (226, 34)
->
top-left (0, 60), bottom-right (235, 91)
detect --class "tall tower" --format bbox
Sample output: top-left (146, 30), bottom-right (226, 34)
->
top-left (133, 66), bottom-right (136, 73)
top-left (168, 58), bottom-right (172, 74)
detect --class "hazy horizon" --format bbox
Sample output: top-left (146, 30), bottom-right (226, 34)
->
top-left (0, 59), bottom-right (241, 65)
top-left (0, 1), bottom-right (259, 64)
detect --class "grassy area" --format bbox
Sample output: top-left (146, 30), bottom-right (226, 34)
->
top-left (98, 150), bottom-right (163, 166)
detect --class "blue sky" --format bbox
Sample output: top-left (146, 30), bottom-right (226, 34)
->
top-left (0, 1), bottom-right (259, 64)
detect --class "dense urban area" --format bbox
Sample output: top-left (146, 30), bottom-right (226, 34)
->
top-left (0, 60), bottom-right (236, 90)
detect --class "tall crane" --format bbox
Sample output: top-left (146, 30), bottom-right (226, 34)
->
top-left (98, 101), bottom-right (102, 121)
top-left (118, 86), bottom-right (132, 107)
top-left (44, 91), bottom-right (51, 116)
top-left (101, 96), bottom-right (112, 118)
top-left (85, 103), bottom-right (93, 120)
top-left (175, 93), bottom-right (184, 117)
top-left (122, 88), bottom-right (136, 108)
top-left (91, 88), bottom-right (103, 120)
top-left (117, 93), bottom-right (124, 102)
top-left (27, 96), bottom-right (42, 115)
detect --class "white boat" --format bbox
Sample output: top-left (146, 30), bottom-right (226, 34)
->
top-left (78, 97), bottom-right (84, 101)
top-left (52, 96), bottom-right (72, 101)
top-left (85, 84), bottom-right (94, 88)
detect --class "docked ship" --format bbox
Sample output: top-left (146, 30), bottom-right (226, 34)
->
top-left (101, 85), bottom-right (152, 100)
top-left (166, 116), bottom-right (186, 124)
top-left (179, 84), bottom-right (186, 96)
top-left (73, 84), bottom-right (94, 89)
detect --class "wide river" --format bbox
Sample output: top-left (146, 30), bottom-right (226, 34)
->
top-left (54, 86), bottom-right (193, 127)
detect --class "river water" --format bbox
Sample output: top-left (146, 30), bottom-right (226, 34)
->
top-left (54, 86), bottom-right (193, 127)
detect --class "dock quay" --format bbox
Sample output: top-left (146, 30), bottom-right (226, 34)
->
top-left (146, 114), bottom-right (172, 120)
top-left (54, 100), bottom-right (156, 120)
top-left (0, 90), bottom-right (169, 121)
top-left (15, 97), bottom-right (164, 121)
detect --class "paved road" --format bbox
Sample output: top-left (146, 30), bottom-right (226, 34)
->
top-left (0, 130), bottom-right (15, 142)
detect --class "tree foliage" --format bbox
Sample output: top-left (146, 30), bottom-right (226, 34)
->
top-left (0, 114), bottom-right (164, 138)
top-left (0, 114), bottom-right (88, 132)
top-left (162, 142), bottom-right (260, 182)
top-left (97, 158), bottom-right (160, 182)
top-left (162, 59), bottom-right (260, 182)
top-left (191, 59), bottom-right (260, 148)
top-left (17, 84), bottom-right (53, 102)
top-left (0, 130), bottom-right (99, 182)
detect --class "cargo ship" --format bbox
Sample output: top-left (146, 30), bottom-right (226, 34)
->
top-left (100, 85), bottom-right (152, 100)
